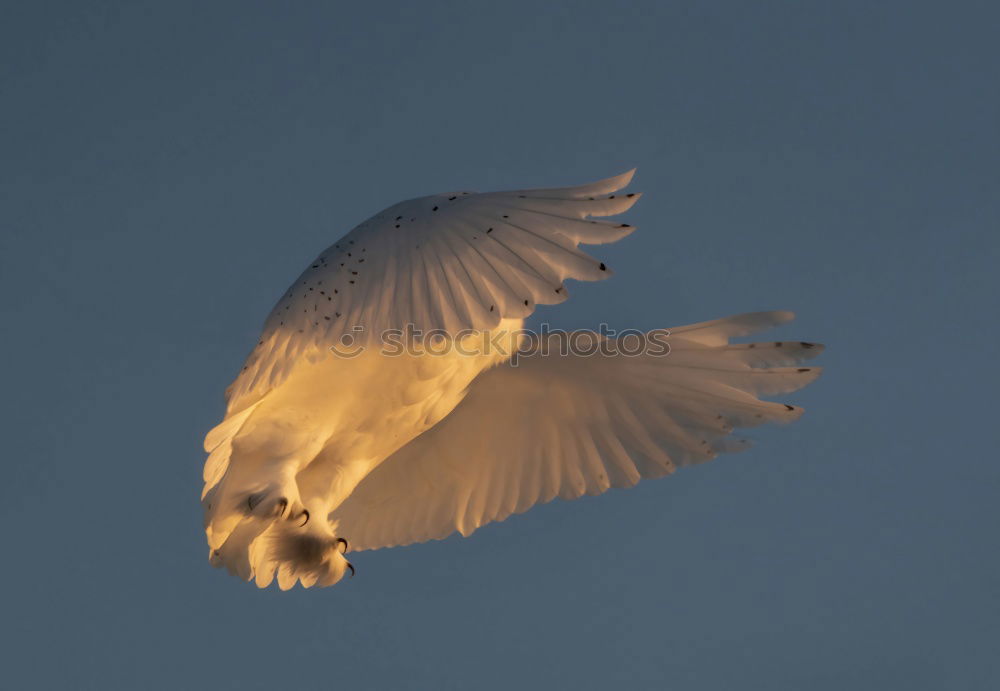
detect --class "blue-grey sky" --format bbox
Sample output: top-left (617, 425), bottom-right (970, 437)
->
top-left (2, 1), bottom-right (998, 689)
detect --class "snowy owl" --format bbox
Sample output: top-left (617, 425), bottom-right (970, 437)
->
top-left (201, 170), bottom-right (823, 589)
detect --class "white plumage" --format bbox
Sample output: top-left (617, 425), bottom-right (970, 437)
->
top-left (201, 170), bottom-right (823, 589)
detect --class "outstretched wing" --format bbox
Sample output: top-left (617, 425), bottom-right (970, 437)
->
top-left (330, 312), bottom-right (823, 551)
top-left (224, 170), bottom-right (639, 414)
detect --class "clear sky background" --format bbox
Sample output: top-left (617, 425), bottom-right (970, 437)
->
top-left (2, 1), bottom-right (997, 689)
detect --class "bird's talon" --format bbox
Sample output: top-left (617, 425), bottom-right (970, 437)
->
top-left (246, 493), bottom-right (268, 513)
top-left (336, 537), bottom-right (349, 553)
top-left (298, 509), bottom-right (310, 527)
top-left (346, 561), bottom-right (355, 578)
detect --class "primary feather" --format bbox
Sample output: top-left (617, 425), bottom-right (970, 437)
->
top-left (201, 170), bottom-right (823, 589)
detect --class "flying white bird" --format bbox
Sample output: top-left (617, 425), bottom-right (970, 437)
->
top-left (202, 170), bottom-right (823, 589)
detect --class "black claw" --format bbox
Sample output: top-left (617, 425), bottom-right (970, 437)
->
top-left (346, 562), bottom-right (355, 578)
top-left (247, 493), bottom-right (268, 513)
top-left (275, 497), bottom-right (288, 517)
top-left (298, 509), bottom-right (310, 527)
top-left (336, 537), bottom-right (349, 553)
